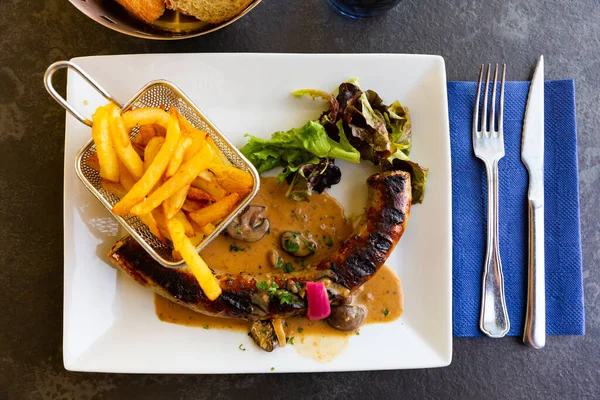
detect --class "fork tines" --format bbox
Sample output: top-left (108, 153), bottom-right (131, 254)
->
top-left (473, 64), bottom-right (506, 138)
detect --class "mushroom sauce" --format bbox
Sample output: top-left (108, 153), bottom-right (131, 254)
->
top-left (155, 177), bottom-right (403, 358)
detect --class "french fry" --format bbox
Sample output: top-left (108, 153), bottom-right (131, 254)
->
top-left (191, 176), bottom-right (227, 200)
top-left (177, 112), bottom-right (207, 162)
top-left (130, 143), bottom-right (214, 216)
top-left (187, 186), bottom-right (215, 202)
top-left (206, 136), bottom-right (232, 166)
top-left (165, 135), bottom-right (193, 178)
top-left (122, 107), bottom-right (170, 131)
top-left (132, 124), bottom-right (157, 150)
top-left (172, 210), bottom-right (195, 237)
top-left (107, 106), bottom-right (144, 181)
top-left (101, 179), bottom-right (127, 198)
top-left (167, 218), bottom-right (222, 301)
top-left (153, 124), bottom-right (167, 137)
top-left (112, 109), bottom-right (182, 216)
top-left (198, 170), bottom-right (213, 181)
top-left (163, 186), bottom-right (189, 220)
top-left (185, 131), bottom-right (206, 162)
top-left (201, 222), bottom-right (216, 236)
top-left (188, 231), bottom-right (205, 247)
top-left (182, 199), bottom-right (208, 213)
top-left (144, 136), bottom-right (165, 171)
top-left (91, 106), bottom-right (120, 182)
top-left (119, 160), bottom-right (137, 191)
top-left (208, 164), bottom-right (253, 195)
top-left (152, 208), bottom-right (172, 241)
top-left (172, 249), bottom-right (183, 261)
top-left (176, 110), bottom-right (198, 134)
top-left (187, 193), bottom-right (241, 228)
top-left (138, 212), bottom-right (166, 243)
top-left (85, 153), bottom-right (101, 172)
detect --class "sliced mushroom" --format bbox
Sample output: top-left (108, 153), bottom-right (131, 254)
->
top-left (280, 231), bottom-right (317, 257)
top-left (226, 205), bottom-right (270, 242)
top-left (249, 320), bottom-right (277, 352)
top-left (327, 305), bottom-right (366, 331)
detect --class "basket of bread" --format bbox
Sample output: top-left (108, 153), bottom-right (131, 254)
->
top-left (68, 0), bottom-right (261, 39)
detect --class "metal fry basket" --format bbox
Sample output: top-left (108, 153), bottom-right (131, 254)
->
top-left (45, 61), bottom-right (260, 268)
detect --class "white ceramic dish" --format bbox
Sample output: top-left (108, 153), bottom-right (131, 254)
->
top-left (63, 53), bottom-right (452, 373)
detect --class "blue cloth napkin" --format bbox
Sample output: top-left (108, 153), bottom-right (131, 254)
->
top-left (448, 80), bottom-right (584, 337)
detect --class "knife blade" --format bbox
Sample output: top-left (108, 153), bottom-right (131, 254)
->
top-left (521, 55), bottom-right (546, 349)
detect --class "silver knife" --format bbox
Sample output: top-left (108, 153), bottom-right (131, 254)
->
top-left (521, 56), bottom-right (546, 349)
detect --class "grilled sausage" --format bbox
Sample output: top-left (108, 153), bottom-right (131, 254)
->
top-left (108, 170), bottom-right (411, 320)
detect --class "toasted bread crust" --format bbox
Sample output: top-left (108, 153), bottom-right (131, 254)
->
top-left (116, 0), bottom-right (165, 24)
top-left (165, 0), bottom-right (254, 24)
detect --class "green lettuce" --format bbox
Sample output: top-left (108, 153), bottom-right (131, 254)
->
top-left (240, 121), bottom-right (360, 181)
top-left (240, 79), bottom-right (427, 203)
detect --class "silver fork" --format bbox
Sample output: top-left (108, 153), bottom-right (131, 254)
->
top-left (473, 64), bottom-right (510, 338)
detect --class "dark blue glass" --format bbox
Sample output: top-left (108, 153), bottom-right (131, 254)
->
top-left (328, 0), bottom-right (402, 17)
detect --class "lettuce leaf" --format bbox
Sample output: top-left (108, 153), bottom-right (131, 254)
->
top-left (240, 121), bottom-right (360, 178)
top-left (285, 158), bottom-right (341, 201)
top-left (240, 79), bottom-right (427, 203)
top-left (386, 100), bottom-right (412, 155)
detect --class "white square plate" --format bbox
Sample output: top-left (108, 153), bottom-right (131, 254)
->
top-left (63, 53), bottom-right (452, 373)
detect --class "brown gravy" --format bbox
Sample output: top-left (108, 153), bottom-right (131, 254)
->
top-left (199, 177), bottom-right (353, 276)
top-left (155, 177), bottom-right (403, 356)
top-left (155, 264), bottom-right (402, 332)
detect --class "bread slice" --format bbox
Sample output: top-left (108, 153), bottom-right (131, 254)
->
top-left (165, 0), bottom-right (254, 24)
top-left (116, 0), bottom-right (165, 24)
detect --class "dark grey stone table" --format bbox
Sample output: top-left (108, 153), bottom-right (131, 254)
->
top-left (1, 0), bottom-right (598, 398)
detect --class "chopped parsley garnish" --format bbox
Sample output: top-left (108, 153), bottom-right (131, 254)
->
top-left (354, 312), bottom-right (359, 318)
top-left (295, 282), bottom-right (302, 291)
top-left (305, 230), bottom-right (310, 237)
top-left (356, 331), bottom-right (360, 336)
top-left (239, 344), bottom-right (246, 351)
top-left (267, 282), bottom-right (279, 297)
top-left (267, 227), bottom-right (271, 235)
top-left (257, 280), bottom-right (295, 305)
top-left (229, 244), bottom-right (245, 252)
top-left (297, 327), bottom-right (304, 333)
top-left (283, 239), bottom-right (300, 253)
top-left (302, 214), bottom-right (307, 221)
top-left (285, 336), bottom-right (295, 345)
top-left (274, 257), bottom-right (295, 273)
top-left (278, 291), bottom-right (294, 305)
top-left (203, 324), bottom-right (210, 330)
top-left (236, 228), bottom-right (243, 235)
top-left (324, 236), bottom-right (334, 248)
top-left (270, 367), bottom-right (275, 371)
top-left (383, 308), bottom-right (389, 317)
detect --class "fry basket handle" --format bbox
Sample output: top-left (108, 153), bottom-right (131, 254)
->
top-left (44, 61), bottom-right (123, 127)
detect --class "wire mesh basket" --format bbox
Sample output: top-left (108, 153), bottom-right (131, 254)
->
top-left (45, 61), bottom-right (260, 267)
